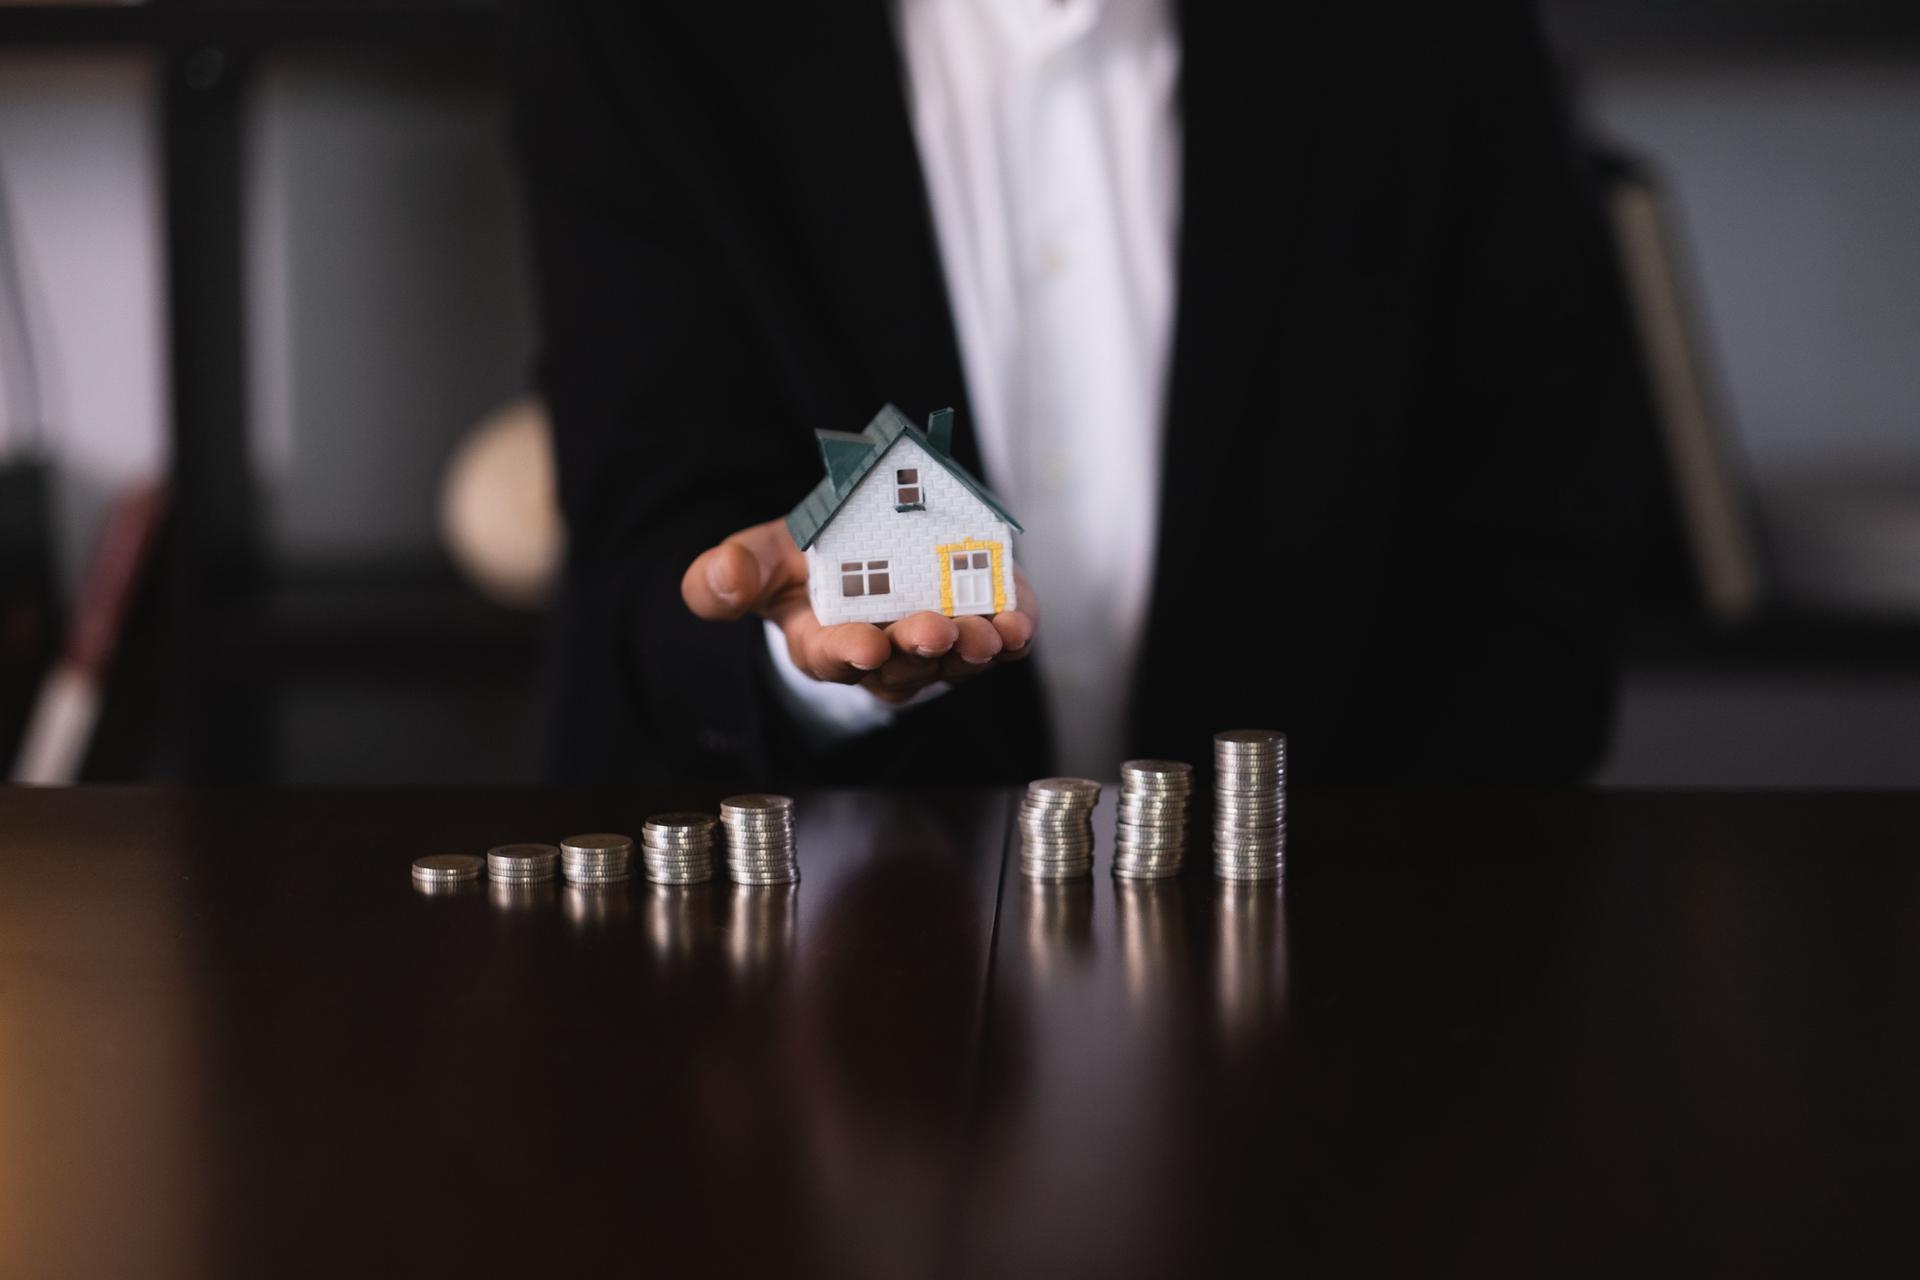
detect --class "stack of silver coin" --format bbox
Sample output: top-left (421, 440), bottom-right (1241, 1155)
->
top-left (1212, 729), bottom-right (1287, 881)
top-left (1019, 777), bottom-right (1101, 879)
top-left (1113, 759), bottom-right (1193, 879)
top-left (411, 853), bottom-right (484, 894)
top-left (560, 832), bottom-right (634, 885)
top-left (641, 813), bottom-right (718, 884)
top-left (719, 795), bottom-right (800, 884)
top-left (487, 842), bottom-right (559, 885)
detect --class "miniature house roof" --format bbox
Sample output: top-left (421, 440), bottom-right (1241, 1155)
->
top-left (785, 404), bottom-right (1024, 551)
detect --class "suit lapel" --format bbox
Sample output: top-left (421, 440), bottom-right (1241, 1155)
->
top-left (1155, 3), bottom-right (1310, 559)
top-left (730, 1), bottom-right (987, 476)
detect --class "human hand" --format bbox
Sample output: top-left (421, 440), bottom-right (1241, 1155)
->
top-left (682, 518), bottom-right (1037, 704)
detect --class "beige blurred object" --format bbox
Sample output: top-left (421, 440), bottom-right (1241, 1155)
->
top-left (439, 396), bottom-right (564, 609)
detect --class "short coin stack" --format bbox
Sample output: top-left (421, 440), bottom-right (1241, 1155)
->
top-left (719, 795), bottom-right (800, 884)
top-left (560, 832), bottom-right (634, 885)
top-left (641, 813), bottom-right (719, 885)
top-left (487, 842), bottom-right (559, 885)
top-left (1113, 759), bottom-right (1193, 879)
top-left (411, 853), bottom-right (484, 893)
top-left (1019, 777), bottom-right (1101, 880)
top-left (1212, 729), bottom-right (1287, 882)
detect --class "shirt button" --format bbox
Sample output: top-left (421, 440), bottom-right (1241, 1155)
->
top-left (1035, 242), bottom-right (1069, 275)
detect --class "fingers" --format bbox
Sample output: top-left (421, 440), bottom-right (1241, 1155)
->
top-left (854, 611), bottom-right (956, 699)
top-left (681, 518), bottom-right (807, 621)
top-left (937, 615), bottom-right (1004, 680)
top-left (790, 622), bottom-right (890, 684)
top-left (854, 608), bottom-right (1040, 701)
top-left (990, 609), bottom-right (1035, 660)
top-left (887, 611), bottom-right (959, 659)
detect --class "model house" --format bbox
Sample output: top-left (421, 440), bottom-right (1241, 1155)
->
top-left (787, 404), bottom-right (1022, 627)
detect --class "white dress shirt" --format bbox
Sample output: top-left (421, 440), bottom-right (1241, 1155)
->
top-left (767, 0), bottom-right (1181, 778)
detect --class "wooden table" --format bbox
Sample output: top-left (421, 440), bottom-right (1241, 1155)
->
top-left (2, 786), bottom-right (1915, 1277)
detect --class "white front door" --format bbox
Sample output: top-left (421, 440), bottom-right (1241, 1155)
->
top-left (949, 548), bottom-right (994, 614)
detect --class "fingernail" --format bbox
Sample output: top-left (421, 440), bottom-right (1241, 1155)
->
top-left (915, 644), bottom-right (940, 658)
top-left (851, 657), bottom-right (881, 671)
top-left (962, 651), bottom-right (992, 665)
top-left (706, 562), bottom-right (739, 603)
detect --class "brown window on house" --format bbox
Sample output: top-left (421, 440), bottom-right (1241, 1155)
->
top-left (843, 559), bottom-right (889, 597)
top-left (971, 551), bottom-right (990, 570)
top-left (952, 552), bottom-right (968, 572)
top-left (895, 468), bottom-right (922, 507)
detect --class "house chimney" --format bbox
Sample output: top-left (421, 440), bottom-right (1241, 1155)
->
top-left (927, 407), bottom-right (954, 456)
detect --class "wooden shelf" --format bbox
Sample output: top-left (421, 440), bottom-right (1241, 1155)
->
top-left (0, 1), bottom-right (500, 49)
top-left (1547, 0), bottom-right (1920, 60)
top-left (1627, 609), bottom-right (1920, 670)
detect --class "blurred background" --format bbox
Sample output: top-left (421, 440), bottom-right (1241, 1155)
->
top-left (2, 0), bottom-right (1918, 787)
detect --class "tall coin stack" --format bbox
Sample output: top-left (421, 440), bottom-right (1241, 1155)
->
top-left (1113, 759), bottom-right (1193, 879)
top-left (1019, 777), bottom-right (1101, 880)
top-left (1212, 729), bottom-right (1287, 882)
top-left (719, 795), bottom-right (800, 884)
top-left (641, 813), bottom-right (718, 885)
top-left (560, 832), bottom-right (634, 885)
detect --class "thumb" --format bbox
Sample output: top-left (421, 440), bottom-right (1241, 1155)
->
top-left (682, 539), bottom-right (765, 620)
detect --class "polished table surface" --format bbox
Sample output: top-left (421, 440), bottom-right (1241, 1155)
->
top-left (3, 786), bottom-right (1918, 1277)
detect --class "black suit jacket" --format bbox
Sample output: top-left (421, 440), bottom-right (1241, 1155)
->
top-left (511, 1), bottom-right (1647, 786)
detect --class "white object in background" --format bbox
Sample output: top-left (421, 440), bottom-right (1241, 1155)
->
top-left (0, 54), bottom-right (170, 596)
top-left (439, 396), bottom-right (565, 610)
top-left (12, 667), bottom-right (98, 786)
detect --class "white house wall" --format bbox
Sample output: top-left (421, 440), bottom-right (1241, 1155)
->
top-left (805, 437), bottom-right (1017, 626)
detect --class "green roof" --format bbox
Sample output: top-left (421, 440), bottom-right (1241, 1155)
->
top-left (786, 404), bottom-right (1023, 551)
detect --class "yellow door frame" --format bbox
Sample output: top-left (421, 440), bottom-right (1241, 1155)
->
top-left (936, 538), bottom-right (1006, 616)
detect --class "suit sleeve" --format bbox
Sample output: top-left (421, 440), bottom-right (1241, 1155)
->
top-left (510, 0), bottom-right (803, 780)
top-left (1374, 5), bottom-right (1650, 781)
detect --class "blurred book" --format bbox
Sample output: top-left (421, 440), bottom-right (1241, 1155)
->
top-left (1605, 156), bottom-right (1767, 622)
top-left (12, 481), bottom-right (166, 784)
top-left (1764, 470), bottom-right (1920, 618)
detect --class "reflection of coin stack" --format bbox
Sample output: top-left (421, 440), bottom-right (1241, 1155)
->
top-left (722, 882), bottom-right (798, 980)
top-left (1215, 879), bottom-right (1287, 1041)
top-left (641, 813), bottom-right (718, 884)
top-left (643, 881), bottom-right (710, 961)
top-left (1113, 759), bottom-right (1192, 879)
top-left (1114, 877), bottom-right (1187, 1007)
top-left (561, 832), bottom-right (634, 884)
top-left (1212, 730), bottom-right (1286, 882)
top-left (1018, 778), bottom-right (1101, 880)
top-left (490, 878), bottom-right (557, 910)
top-left (564, 882), bottom-right (632, 928)
top-left (719, 795), bottom-right (800, 884)
top-left (1018, 878), bottom-right (1094, 982)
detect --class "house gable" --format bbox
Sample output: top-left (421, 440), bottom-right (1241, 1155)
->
top-left (786, 405), bottom-right (1022, 551)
